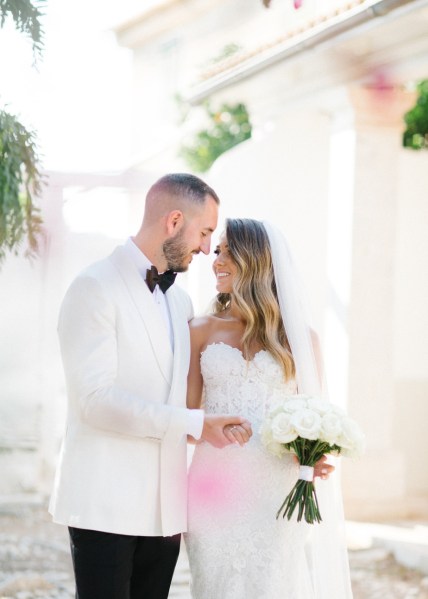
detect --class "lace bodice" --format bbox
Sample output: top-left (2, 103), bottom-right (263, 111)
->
top-left (201, 342), bottom-right (297, 432)
top-left (185, 342), bottom-right (314, 599)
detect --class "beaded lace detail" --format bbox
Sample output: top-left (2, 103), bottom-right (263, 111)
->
top-left (185, 343), bottom-right (315, 599)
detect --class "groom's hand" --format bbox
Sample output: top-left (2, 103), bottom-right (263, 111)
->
top-left (201, 415), bottom-right (252, 448)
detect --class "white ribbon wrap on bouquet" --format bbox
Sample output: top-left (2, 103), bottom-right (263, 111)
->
top-left (298, 465), bottom-right (314, 482)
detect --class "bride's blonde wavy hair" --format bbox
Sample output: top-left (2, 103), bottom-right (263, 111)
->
top-left (213, 218), bottom-right (295, 381)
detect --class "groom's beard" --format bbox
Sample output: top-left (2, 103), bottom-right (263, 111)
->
top-left (163, 228), bottom-right (197, 273)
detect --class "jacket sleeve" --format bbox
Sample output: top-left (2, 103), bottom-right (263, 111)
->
top-left (58, 274), bottom-right (189, 443)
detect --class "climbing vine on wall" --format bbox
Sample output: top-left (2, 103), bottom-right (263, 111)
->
top-left (0, 0), bottom-right (45, 59)
top-left (262, 0), bottom-right (303, 8)
top-left (0, 110), bottom-right (43, 263)
top-left (403, 79), bottom-right (428, 150)
top-left (179, 102), bottom-right (252, 173)
top-left (0, 0), bottom-right (45, 264)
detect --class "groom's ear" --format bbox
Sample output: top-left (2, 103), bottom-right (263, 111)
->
top-left (165, 210), bottom-right (184, 236)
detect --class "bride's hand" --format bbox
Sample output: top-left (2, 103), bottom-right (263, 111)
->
top-left (313, 455), bottom-right (335, 480)
top-left (293, 454), bottom-right (335, 480)
top-left (201, 415), bottom-right (252, 448)
top-left (223, 421), bottom-right (253, 447)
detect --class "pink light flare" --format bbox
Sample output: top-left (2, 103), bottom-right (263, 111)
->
top-left (366, 69), bottom-right (397, 100)
top-left (188, 457), bottom-right (244, 523)
top-left (189, 469), bottom-right (239, 507)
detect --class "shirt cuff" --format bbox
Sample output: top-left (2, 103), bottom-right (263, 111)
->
top-left (186, 409), bottom-right (204, 440)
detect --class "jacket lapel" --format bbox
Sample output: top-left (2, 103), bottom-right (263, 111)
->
top-left (109, 246), bottom-right (174, 386)
top-left (165, 286), bottom-right (191, 407)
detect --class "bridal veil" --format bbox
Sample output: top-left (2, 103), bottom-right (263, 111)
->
top-left (263, 221), bottom-right (353, 599)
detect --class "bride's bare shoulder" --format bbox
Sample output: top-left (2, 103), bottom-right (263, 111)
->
top-left (188, 315), bottom-right (220, 353)
top-left (189, 313), bottom-right (221, 333)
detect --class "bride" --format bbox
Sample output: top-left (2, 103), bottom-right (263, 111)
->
top-left (185, 218), bottom-right (353, 598)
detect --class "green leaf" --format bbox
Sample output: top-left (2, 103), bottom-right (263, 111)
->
top-left (0, 109), bottom-right (44, 263)
top-left (179, 102), bottom-right (252, 172)
top-left (403, 79), bottom-right (428, 150)
top-left (0, 0), bottom-right (46, 61)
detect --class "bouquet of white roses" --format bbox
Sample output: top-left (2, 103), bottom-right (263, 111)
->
top-left (260, 394), bottom-right (364, 524)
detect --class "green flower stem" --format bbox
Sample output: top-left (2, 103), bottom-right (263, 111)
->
top-left (277, 437), bottom-right (341, 524)
top-left (276, 480), bottom-right (322, 524)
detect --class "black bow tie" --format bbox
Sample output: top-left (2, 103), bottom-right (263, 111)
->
top-left (145, 266), bottom-right (177, 294)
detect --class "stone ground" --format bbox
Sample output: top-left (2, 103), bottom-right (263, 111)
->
top-left (0, 502), bottom-right (427, 599)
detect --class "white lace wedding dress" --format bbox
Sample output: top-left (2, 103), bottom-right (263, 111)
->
top-left (185, 342), bottom-right (315, 599)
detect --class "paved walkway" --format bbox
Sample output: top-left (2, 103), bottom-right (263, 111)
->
top-left (0, 500), bottom-right (427, 599)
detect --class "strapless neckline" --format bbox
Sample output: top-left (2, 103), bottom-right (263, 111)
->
top-left (202, 342), bottom-right (268, 363)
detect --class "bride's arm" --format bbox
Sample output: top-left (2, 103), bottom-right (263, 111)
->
top-left (186, 318), bottom-right (208, 445)
top-left (187, 317), bottom-right (208, 410)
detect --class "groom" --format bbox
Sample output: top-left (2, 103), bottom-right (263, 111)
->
top-left (49, 173), bottom-right (252, 599)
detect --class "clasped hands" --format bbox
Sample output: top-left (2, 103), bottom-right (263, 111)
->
top-left (200, 415), bottom-right (333, 480)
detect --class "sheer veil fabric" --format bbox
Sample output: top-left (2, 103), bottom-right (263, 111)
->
top-left (262, 221), bottom-right (353, 598)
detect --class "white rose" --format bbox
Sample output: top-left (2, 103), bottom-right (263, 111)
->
top-left (265, 439), bottom-right (288, 458)
top-left (260, 422), bottom-right (287, 457)
top-left (290, 409), bottom-right (322, 440)
top-left (281, 397), bottom-right (308, 413)
top-left (330, 404), bottom-right (346, 416)
top-left (320, 412), bottom-right (342, 445)
top-left (337, 417), bottom-right (365, 457)
top-left (270, 413), bottom-right (298, 444)
top-left (307, 397), bottom-right (333, 415)
top-left (267, 402), bottom-right (287, 418)
top-left (340, 438), bottom-right (365, 458)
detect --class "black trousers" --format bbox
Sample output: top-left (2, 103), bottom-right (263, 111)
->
top-left (68, 527), bottom-right (181, 599)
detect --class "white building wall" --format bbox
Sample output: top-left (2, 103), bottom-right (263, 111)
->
top-left (392, 150), bottom-right (428, 504)
top-left (204, 110), bottom-right (331, 332)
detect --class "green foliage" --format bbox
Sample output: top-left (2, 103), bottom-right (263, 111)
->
top-left (208, 43), bottom-right (242, 65)
top-left (403, 79), bottom-right (428, 150)
top-left (0, 0), bottom-right (45, 263)
top-left (180, 102), bottom-right (252, 172)
top-left (0, 0), bottom-right (45, 59)
top-left (0, 110), bottom-right (44, 263)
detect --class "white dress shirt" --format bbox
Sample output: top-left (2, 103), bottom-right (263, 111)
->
top-left (124, 238), bottom-right (174, 348)
top-left (123, 237), bottom-right (204, 440)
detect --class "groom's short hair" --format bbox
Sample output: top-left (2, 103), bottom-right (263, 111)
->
top-left (148, 173), bottom-right (220, 206)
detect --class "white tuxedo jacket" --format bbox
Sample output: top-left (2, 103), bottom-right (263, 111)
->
top-left (49, 246), bottom-right (195, 537)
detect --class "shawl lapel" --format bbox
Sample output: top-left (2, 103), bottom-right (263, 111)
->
top-left (109, 246), bottom-right (174, 386)
top-left (165, 287), bottom-right (191, 407)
